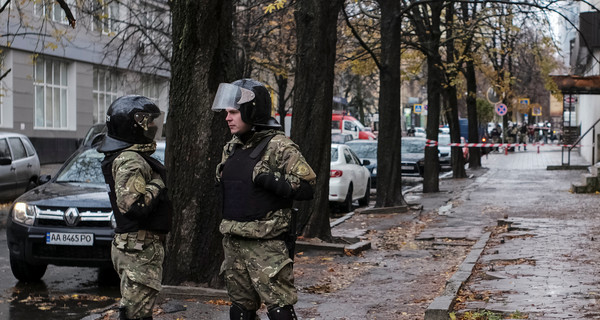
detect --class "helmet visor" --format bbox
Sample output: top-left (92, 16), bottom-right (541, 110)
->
top-left (134, 111), bottom-right (165, 141)
top-left (211, 83), bottom-right (255, 111)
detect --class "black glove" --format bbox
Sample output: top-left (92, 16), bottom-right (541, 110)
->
top-left (255, 173), bottom-right (293, 198)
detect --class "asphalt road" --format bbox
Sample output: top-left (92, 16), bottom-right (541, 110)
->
top-left (0, 202), bottom-right (119, 320)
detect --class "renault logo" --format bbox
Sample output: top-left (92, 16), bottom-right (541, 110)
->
top-left (64, 208), bottom-right (79, 226)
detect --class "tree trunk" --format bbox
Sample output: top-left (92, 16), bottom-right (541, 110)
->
top-left (420, 2), bottom-right (443, 193)
top-left (444, 3), bottom-right (467, 178)
top-left (375, 0), bottom-right (405, 207)
top-left (276, 74), bottom-right (288, 135)
top-left (292, 0), bottom-right (344, 240)
top-left (466, 56), bottom-right (481, 168)
top-left (163, 0), bottom-right (235, 287)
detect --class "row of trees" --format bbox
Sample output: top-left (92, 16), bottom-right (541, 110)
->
top-left (2, 0), bottom-right (591, 287)
top-left (162, 0), bottom-right (572, 286)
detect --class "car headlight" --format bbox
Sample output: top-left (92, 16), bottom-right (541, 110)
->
top-left (372, 167), bottom-right (377, 175)
top-left (110, 212), bottom-right (117, 229)
top-left (12, 202), bottom-right (37, 226)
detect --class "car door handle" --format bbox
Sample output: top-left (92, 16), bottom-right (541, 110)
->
top-left (27, 163), bottom-right (32, 168)
top-left (10, 167), bottom-right (15, 171)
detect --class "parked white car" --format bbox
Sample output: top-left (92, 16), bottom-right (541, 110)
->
top-left (329, 144), bottom-right (371, 212)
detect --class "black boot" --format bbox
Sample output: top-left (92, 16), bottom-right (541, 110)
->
top-left (267, 305), bottom-right (297, 320)
top-left (230, 303), bottom-right (257, 320)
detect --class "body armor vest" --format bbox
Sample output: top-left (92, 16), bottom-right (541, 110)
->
top-left (221, 136), bottom-right (292, 221)
top-left (101, 151), bottom-right (172, 234)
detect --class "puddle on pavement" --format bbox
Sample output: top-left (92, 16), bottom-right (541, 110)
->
top-left (2, 278), bottom-right (119, 320)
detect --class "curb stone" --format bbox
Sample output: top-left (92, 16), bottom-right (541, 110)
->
top-left (424, 232), bottom-right (491, 320)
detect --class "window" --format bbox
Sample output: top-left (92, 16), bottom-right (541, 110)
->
top-left (92, 1), bottom-right (120, 34)
top-left (21, 138), bottom-right (36, 157)
top-left (0, 139), bottom-right (9, 159)
top-left (34, 0), bottom-right (74, 24)
top-left (93, 67), bottom-right (118, 123)
top-left (8, 137), bottom-right (27, 160)
top-left (34, 57), bottom-right (68, 129)
top-left (141, 77), bottom-right (160, 103)
top-left (343, 149), bottom-right (355, 164)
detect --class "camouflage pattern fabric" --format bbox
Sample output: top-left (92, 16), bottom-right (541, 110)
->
top-left (112, 143), bottom-right (164, 215)
top-left (216, 129), bottom-right (315, 310)
top-left (217, 130), bottom-right (316, 240)
top-left (112, 232), bottom-right (164, 319)
top-left (221, 235), bottom-right (296, 311)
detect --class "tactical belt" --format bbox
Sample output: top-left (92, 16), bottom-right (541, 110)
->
top-left (115, 230), bottom-right (166, 250)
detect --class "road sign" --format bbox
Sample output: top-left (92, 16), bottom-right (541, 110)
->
top-left (414, 104), bottom-right (423, 114)
top-left (564, 95), bottom-right (577, 104)
top-left (495, 103), bottom-right (507, 116)
top-left (532, 106), bottom-right (542, 116)
top-left (519, 98), bottom-right (529, 105)
top-left (486, 86), bottom-right (501, 104)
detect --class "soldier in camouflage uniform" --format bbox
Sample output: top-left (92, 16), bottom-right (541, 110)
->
top-left (212, 79), bottom-right (316, 320)
top-left (97, 95), bottom-right (172, 320)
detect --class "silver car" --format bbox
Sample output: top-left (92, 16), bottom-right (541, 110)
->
top-left (0, 132), bottom-right (40, 201)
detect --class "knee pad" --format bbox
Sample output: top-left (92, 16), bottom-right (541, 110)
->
top-left (267, 305), bottom-right (297, 320)
top-left (230, 303), bottom-right (257, 320)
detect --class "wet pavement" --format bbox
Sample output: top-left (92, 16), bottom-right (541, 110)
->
top-left (73, 146), bottom-right (600, 319)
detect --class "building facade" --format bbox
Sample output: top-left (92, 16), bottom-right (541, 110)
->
top-left (0, 0), bottom-right (170, 163)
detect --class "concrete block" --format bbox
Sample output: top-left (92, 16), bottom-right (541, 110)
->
top-left (424, 295), bottom-right (453, 320)
top-left (357, 206), bottom-right (408, 214)
top-left (344, 240), bottom-right (371, 255)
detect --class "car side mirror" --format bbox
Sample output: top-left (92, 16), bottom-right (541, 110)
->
top-left (38, 175), bottom-right (51, 185)
top-left (362, 159), bottom-right (371, 166)
top-left (0, 157), bottom-right (11, 165)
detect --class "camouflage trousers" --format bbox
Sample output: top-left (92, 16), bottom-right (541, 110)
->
top-left (112, 232), bottom-right (165, 319)
top-left (221, 235), bottom-right (296, 311)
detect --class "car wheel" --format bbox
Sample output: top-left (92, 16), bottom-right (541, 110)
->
top-left (9, 254), bottom-right (47, 282)
top-left (358, 180), bottom-right (370, 207)
top-left (340, 185), bottom-right (353, 213)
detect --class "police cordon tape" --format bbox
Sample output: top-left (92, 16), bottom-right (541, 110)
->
top-left (424, 139), bottom-right (583, 148)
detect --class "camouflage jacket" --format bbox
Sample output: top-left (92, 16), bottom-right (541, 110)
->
top-left (216, 130), bottom-right (316, 239)
top-left (112, 143), bottom-right (165, 216)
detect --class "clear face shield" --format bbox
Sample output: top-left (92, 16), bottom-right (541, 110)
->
top-left (211, 83), bottom-right (255, 111)
top-left (134, 111), bottom-right (165, 141)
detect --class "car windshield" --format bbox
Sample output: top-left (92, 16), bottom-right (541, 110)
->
top-left (401, 139), bottom-right (426, 153)
top-left (331, 134), bottom-right (348, 144)
top-left (348, 143), bottom-right (377, 158)
top-left (56, 146), bottom-right (166, 184)
top-left (439, 135), bottom-right (450, 146)
top-left (331, 147), bottom-right (339, 162)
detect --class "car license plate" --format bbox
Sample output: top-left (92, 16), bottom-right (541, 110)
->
top-left (401, 166), bottom-right (413, 170)
top-left (46, 232), bottom-right (94, 246)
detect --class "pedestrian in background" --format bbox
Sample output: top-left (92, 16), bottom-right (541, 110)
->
top-left (519, 122), bottom-right (528, 151)
top-left (213, 79), bottom-right (316, 320)
top-left (98, 95), bottom-right (172, 320)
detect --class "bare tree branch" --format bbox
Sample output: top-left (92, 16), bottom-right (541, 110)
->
top-left (56, 0), bottom-right (76, 28)
top-left (0, 68), bottom-right (11, 82)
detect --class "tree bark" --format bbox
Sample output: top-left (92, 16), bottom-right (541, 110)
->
top-left (276, 74), bottom-right (288, 135)
top-left (292, 0), bottom-right (344, 240)
top-left (409, 2), bottom-right (443, 193)
top-left (163, 0), bottom-right (235, 287)
top-left (466, 56), bottom-right (481, 168)
top-left (444, 3), bottom-right (467, 178)
top-left (375, 0), bottom-right (405, 207)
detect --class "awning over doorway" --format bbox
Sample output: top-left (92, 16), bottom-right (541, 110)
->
top-left (550, 75), bottom-right (600, 94)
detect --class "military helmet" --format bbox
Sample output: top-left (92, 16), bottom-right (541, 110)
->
top-left (97, 95), bottom-right (162, 153)
top-left (212, 78), bottom-right (281, 129)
